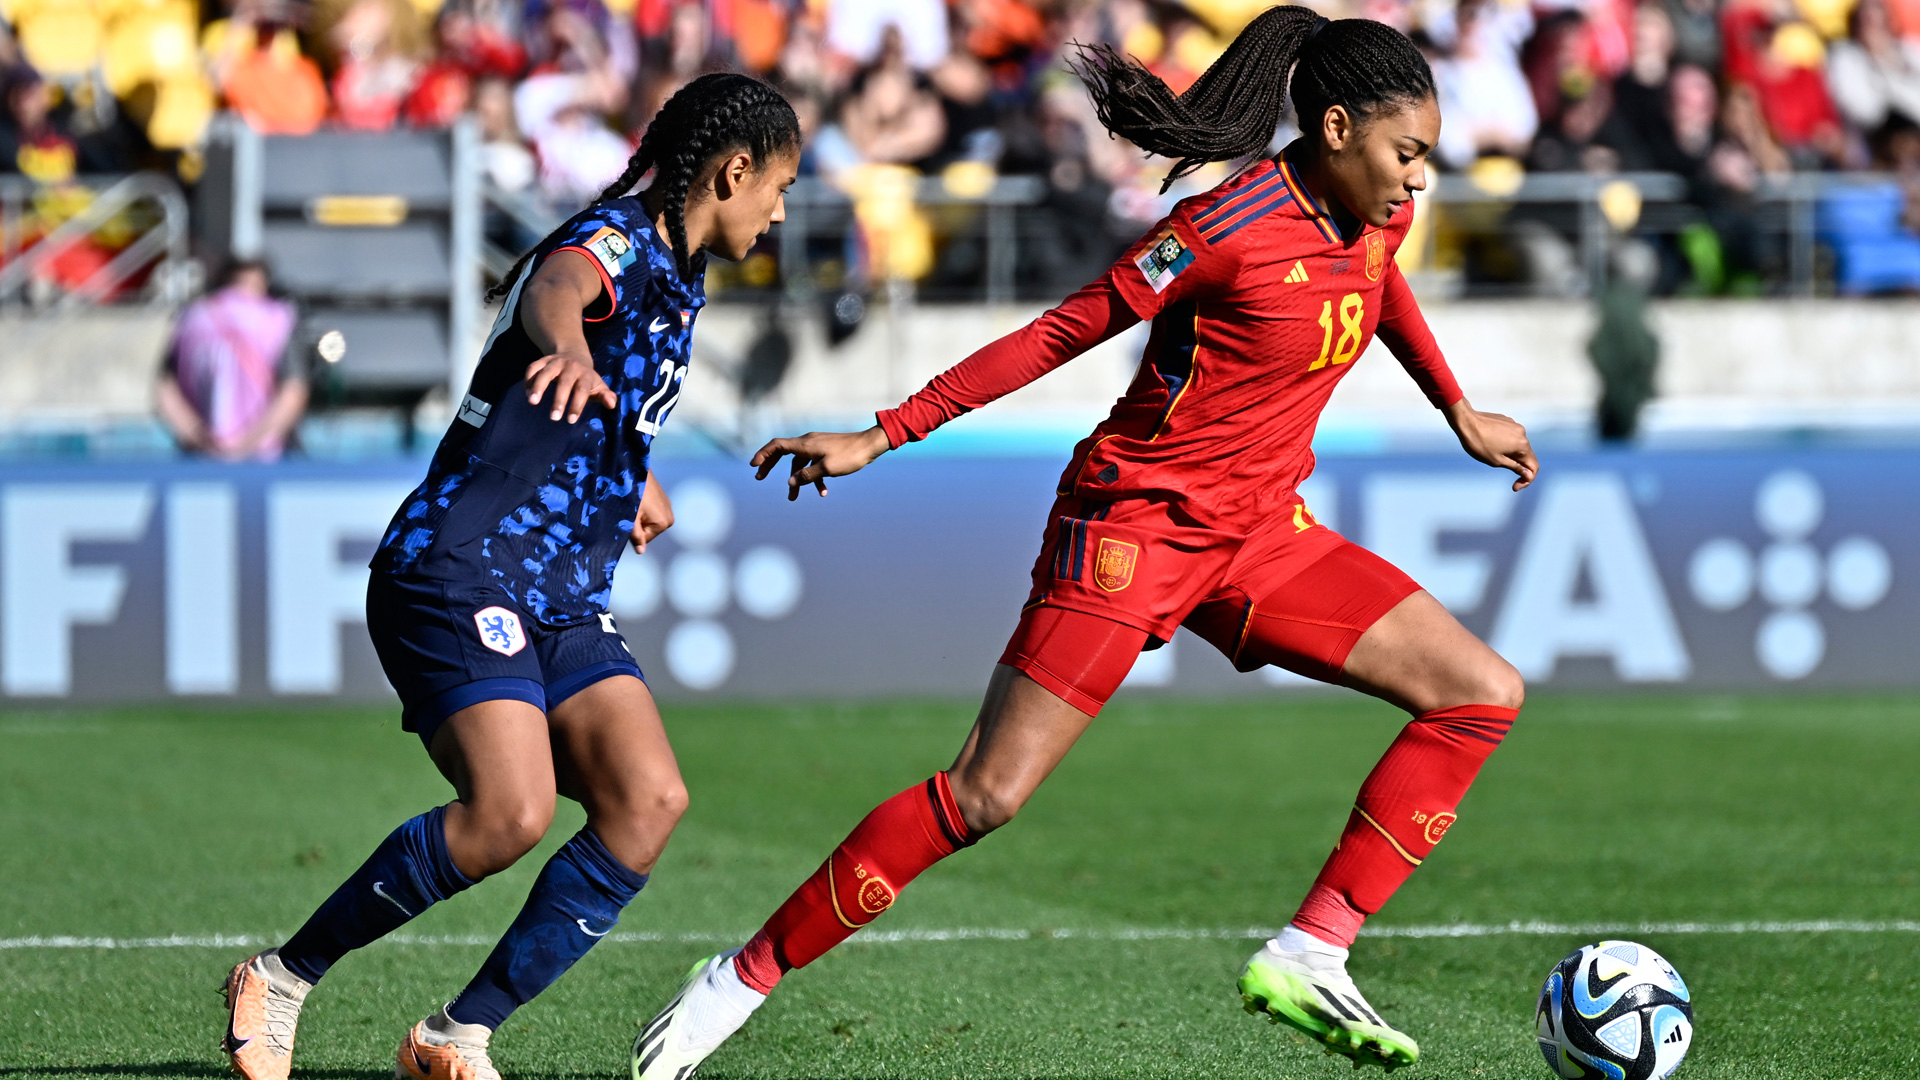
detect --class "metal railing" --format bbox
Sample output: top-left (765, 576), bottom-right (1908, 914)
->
top-left (487, 167), bottom-right (1917, 303)
top-left (0, 173), bottom-right (194, 311)
top-left (1420, 169), bottom-right (1914, 298)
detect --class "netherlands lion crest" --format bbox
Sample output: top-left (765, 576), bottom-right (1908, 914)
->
top-left (474, 606), bottom-right (527, 656)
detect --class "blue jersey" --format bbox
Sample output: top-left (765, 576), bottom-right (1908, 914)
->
top-left (372, 198), bottom-right (705, 626)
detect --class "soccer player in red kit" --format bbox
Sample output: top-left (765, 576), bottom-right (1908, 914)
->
top-left (633, 10), bottom-right (1538, 1076)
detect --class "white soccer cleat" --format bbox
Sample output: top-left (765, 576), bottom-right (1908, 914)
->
top-left (222, 949), bottom-right (313, 1080)
top-left (1238, 936), bottom-right (1419, 1072)
top-left (395, 1007), bottom-right (500, 1080)
top-left (631, 949), bottom-right (766, 1080)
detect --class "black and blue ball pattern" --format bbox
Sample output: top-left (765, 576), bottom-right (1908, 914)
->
top-left (1536, 940), bottom-right (1693, 1080)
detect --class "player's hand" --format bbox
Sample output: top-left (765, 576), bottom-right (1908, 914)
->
top-left (750, 425), bottom-right (892, 501)
top-left (525, 346), bottom-right (617, 423)
top-left (1446, 399), bottom-right (1538, 491)
top-left (633, 475), bottom-right (673, 552)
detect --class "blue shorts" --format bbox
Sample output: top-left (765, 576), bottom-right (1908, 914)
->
top-left (365, 571), bottom-right (645, 751)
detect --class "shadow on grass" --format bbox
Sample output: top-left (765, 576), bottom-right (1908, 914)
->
top-left (0, 1066), bottom-right (388, 1080)
top-left (0, 1068), bottom-right (630, 1080)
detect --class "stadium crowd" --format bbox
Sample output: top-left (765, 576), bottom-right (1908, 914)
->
top-left (3, 0), bottom-right (1919, 292)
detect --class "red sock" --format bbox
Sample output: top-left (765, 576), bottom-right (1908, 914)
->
top-left (1291, 705), bottom-right (1517, 948)
top-left (733, 773), bottom-right (973, 994)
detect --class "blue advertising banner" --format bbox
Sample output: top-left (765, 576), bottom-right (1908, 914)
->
top-left (0, 448), bottom-right (1911, 702)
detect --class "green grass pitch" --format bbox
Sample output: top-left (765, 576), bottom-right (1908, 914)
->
top-left (3, 693), bottom-right (1918, 1079)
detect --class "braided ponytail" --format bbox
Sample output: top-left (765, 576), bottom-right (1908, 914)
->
top-left (1073, 8), bottom-right (1435, 193)
top-left (486, 73), bottom-right (800, 301)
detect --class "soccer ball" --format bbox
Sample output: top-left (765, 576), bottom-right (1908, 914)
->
top-left (1535, 940), bottom-right (1693, 1080)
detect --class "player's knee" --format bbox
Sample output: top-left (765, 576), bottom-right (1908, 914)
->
top-left (1476, 657), bottom-right (1526, 711)
top-left (647, 782), bottom-right (690, 828)
top-left (477, 797), bottom-right (554, 866)
top-left (952, 778), bottom-right (1024, 837)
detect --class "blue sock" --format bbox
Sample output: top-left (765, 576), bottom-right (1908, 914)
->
top-left (278, 805), bottom-right (475, 985)
top-left (445, 827), bottom-right (648, 1029)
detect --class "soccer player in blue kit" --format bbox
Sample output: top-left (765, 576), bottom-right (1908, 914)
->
top-left (220, 74), bottom-right (800, 1080)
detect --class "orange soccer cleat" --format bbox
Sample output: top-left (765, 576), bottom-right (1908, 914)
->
top-left (221, 950), bottom-right (313, 1080)
top-left (395, 1010), bottom-right (500, 1080)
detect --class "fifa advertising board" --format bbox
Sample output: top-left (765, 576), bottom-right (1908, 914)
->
top-left (0, 449), bottom-right (1912, 701)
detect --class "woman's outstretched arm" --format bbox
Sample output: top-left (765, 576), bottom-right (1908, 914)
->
top-left (751, 278), bottom-right (1140, 499)
top-left (1377, 260), bottom-right (1538, 490)
top-left (877, 277), bottom-right (1140, 446)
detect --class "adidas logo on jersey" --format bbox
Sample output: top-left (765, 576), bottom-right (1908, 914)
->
top-left (1284, 260), bottom-right (1310, 283)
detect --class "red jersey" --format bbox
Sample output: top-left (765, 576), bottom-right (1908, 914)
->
top-left (877, 150), bottom-right (1463, 529)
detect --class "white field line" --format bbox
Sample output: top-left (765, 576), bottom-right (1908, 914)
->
top-left (4, 920), bottom-right (1919, 950)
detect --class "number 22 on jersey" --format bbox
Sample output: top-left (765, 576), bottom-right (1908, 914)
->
top-left (634, 359), bottom-right (687, 436)
top-left (1311, 292), bottom-right (1365, 372)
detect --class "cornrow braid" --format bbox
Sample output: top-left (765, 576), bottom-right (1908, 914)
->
top-left (485, 73), bottom-right (801, 302)
top-left (1072, 8), bottom-right (1436, 193)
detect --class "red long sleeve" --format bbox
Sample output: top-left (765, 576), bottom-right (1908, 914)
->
top-left (1374, 261), bottom-right (1464, 410)
top-left (876, 277), bottom-right (1141, 447)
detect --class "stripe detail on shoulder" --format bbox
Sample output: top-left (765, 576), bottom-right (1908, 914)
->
top-left (1277, 159), bottom-right (1342, 244)
top-left (1191, 169), bottom-right (1294, 243)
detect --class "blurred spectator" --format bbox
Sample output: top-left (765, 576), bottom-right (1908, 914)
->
top-left (156, 259), bottom-right (308, 462)
top-left (525, 0), bottom-right (635, 82)
top-left (1437, 0), bottom-right (1540, 168)
top-left (1524, 11), bottom-right (1613, 170)
top-left (1722, 0), bottom-right (1846, 163)
top-left (403, 7), bottom-right (527, 128)
top-left (1828, 0), bottom-right (1920, 133)
top-left (1669, 62), bottom-right (1722, 175)
top-left (827, 0), bottom-right (949, 70)
top-left (833, 28), bottom-right (947, 168)
top-left (1713, 81), bottom-right (1795, 184)
top-left (1597, 2), bottom-right (1691, 170)
top-left (954, 0), bottom-right (1049, 63)
top-left (475, 75), bottom-right (535, 191)
top-left (1665, 0), bottom-right (1724, 71)
top-left (324, 0), bottom-right (427, 131)
top-left (212, 17), bottom-right (329, 135)
top-left (925, 44), bottom-right (999, 166)
top-left (1, 65), bottom-right (80, 181)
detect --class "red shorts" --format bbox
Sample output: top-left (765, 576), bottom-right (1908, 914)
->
top-left (999, 494), bottom-right (1421, 715)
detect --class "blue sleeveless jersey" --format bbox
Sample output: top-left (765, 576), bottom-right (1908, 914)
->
top-left (372, 198), bottom-right (705, 626)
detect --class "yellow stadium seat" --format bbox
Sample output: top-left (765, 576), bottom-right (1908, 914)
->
top-left (1792, 0), bottom-right (1854, 39)
top-left (103, 5), bottom-right (199, 96)
top-left (1180, 0), bottom-right (1282, 36)
top-left (19, 6), bottom-right (106, 76)
top-left (146, 74), bottom-right (216, 148)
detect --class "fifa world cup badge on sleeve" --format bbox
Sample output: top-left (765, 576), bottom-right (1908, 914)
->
top-left (474, 606), bottom-right (528, 656)
top-left (1094, 538), bottom-right (1139, 592)
top-left (583, 227), bottom-right (639, 279)
top-left (1135, 229), bottom-right (1195, 294)
top-left (1365, 230), bottom-right (1386, 281)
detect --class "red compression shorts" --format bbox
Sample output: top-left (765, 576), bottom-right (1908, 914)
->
top-left (999, 498), bottom-right (1421, 715)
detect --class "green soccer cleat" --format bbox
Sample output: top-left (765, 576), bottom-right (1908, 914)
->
top-left (1238, 939), bottom-right (1420, 1072)
top-left (631, 949), bottom-right (764, 1080)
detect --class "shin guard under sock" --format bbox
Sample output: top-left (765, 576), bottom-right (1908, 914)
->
top-left (1291, 705), bottom-right (1517, 947)
top-left (734, 773), bottom-right (973, 993)
top-left (446, 827), bottom-right (649, 1029)
top-left (278, 805), bottom-right (474, 984)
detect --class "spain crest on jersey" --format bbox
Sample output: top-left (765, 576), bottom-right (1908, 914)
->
top-left (1094, 538), bottom-right (1139, 592)
top-left (1365, 229), bottom-right (1387, 281)
top-left (1134, 228), bottom-right (1195, 294)
top-left (583, 226), bottom-right (638, 280)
